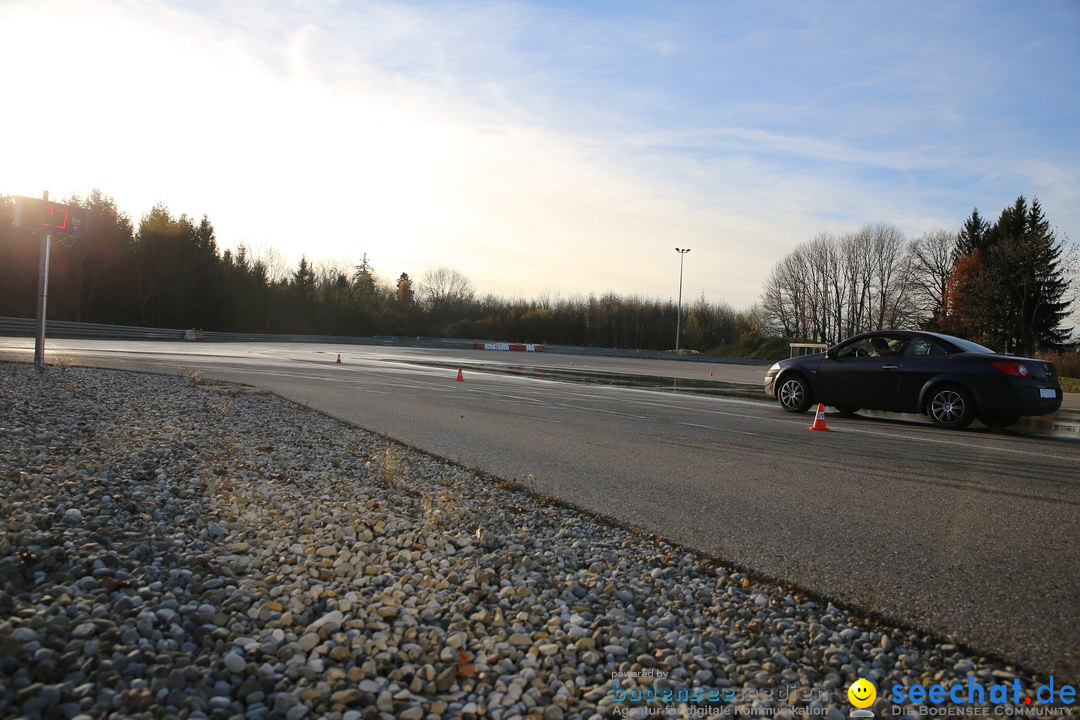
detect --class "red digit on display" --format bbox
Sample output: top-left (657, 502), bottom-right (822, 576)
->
top-left (41, 205), bottom-right (69, 229)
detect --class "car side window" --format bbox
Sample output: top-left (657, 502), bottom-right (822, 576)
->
top-left (905, 338), bottom-right (946, 356)
top-left (836, 336), bottom-right (913, 358)
top-left (881, 337), bottom-right (907, 356)
top-left (836, 339), bottom-right (874, 358)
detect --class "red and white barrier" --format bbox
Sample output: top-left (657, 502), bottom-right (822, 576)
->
top-left (474, 342), bottom-right (545, 352)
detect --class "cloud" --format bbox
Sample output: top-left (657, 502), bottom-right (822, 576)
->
top-left (2, 0), bottom-right (1077, 313)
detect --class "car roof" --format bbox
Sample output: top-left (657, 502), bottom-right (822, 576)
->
top-left (843, 330), bottom-right (996, 354)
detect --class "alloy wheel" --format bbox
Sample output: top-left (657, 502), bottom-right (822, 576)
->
top-left (929, 387), bottom-right (973, 429)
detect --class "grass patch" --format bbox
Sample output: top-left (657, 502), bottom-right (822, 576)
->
top-left (1060, 377), bottom-right (1080, 394)
top-left (377, 446), bottom-right (407, 487)
top-left (421, 474), bottom-right (475, 531)
top-left (704, 336), bottom-right (801, 361)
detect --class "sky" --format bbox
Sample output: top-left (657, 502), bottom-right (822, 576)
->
top-left (2, 0), bottom-right (1079, 311)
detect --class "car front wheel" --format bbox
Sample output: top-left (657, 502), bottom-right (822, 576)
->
top-left (927, 385), bottom-right (975, 429)
top-left (777, 374), bottom-right (813, 413)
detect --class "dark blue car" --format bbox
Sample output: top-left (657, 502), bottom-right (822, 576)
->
top-left (763, 330), bottom-right (1063, 429)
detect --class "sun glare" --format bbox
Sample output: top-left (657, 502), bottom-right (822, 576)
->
top-left (0, 1), bottom-right (809, 303)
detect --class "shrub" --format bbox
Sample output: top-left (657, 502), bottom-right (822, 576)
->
top-left (1038, 350), bottom-right (1080, 381)
top-left (1060, 377), bottom-right (1080, 394)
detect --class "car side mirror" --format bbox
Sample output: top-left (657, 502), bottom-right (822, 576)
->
top-left (825, 347), bottom-right (837, 359)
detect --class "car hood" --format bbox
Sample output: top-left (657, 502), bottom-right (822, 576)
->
top-left (777, 353), bottom-right (825, 370)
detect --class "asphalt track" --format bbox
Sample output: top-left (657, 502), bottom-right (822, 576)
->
top-left (2, 338), bottom-right (1077, 680)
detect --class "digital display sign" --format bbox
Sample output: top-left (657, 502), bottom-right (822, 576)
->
top-left (14, 196), bottom-right (90, 238)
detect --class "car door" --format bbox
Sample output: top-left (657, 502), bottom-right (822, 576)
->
top-left (895, 336), bottom-right (950, 412)
top-left (815, 335), bottom-right (905, 410)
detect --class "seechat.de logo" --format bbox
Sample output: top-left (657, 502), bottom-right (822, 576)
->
top-left (890, 676), bottom-right (1076, 707)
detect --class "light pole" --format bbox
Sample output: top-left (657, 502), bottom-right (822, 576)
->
top-left (35, 191), bottom-right (52, 371)
top-left (674, 247), bottom-right (690, 352)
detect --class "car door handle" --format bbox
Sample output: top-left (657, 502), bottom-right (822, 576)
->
top-left (881, 364), bottom-right (900, 370)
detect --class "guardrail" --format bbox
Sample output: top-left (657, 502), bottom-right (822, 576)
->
top-left (0, 316), bottom-right (186, 340)
top-left (0, 316), bottom-right (773, 364)
top-left (542, 344), bottom-right (772, 365)
top-left (0, 317), bottom-right (478, 349)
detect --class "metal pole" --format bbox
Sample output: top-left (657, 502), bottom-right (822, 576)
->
top-left (34, 191), bottom-right (51, 370)
top-left (674, 247), bottom-right (690, 352)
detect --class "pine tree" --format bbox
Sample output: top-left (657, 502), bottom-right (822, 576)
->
top-left (292, 257), bottom-right (316, 296)
top-left (950, 196), bottom-right (1073, 353)
top-left (954, 208), bottom-right (990, 260)
top-left (1012, 198), bottom-right (1070, 350)
top-left (396, 273), bottom-right (414, 308)
top-left (352, 253), bottom-right (377, 301)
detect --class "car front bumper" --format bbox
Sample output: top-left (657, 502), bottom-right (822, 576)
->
top-left (763, 365), bottom-right (780, 398)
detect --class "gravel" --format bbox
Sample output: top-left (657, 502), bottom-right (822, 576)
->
top-left (0, 363), bottom-right (1051, 719)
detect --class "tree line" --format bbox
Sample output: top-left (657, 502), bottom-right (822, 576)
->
top-left (759, 196), bottom-right (1075, 355)
top-left (1, 191), bottom-right (1074, 356)
top-left (0, 191), bottom-right (751, 351)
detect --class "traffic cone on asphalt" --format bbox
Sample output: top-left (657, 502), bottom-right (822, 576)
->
top-left (808, 403), bottom-right (830, 431)
top-left (336, 354), bottom-right (342, 364)
top-left (455, 368), bottom-right (464, 382)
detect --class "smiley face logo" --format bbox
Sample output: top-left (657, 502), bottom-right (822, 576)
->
top-left (848, 679), bottom-right (877, 708)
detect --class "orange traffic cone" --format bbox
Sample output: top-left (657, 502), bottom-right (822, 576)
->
top-left (808, 403), bottom-right (830, 431)
top-left (336, 354), bottom-right (342, 364)
top-left (455, 368), bottom-right (464, 382)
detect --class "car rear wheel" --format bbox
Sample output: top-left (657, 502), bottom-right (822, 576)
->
top-left (927, 385), bottom-right (975, 429)
top-left (777, 374), bottom-right (813, 413)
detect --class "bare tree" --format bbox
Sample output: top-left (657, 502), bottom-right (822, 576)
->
top-left (762, 251), bottom-right (809, 339)
top-left (868, 223), bottom-right (912, 329)
top-left (251, 245), bottom-right (291, 284)
top-left (419, 267), bottom-right (475, 314)
top-left (313, 258), bottom-right (353, 287)
top-left (843, 228), bottom-right (874, 336)
top-left (760, 224), bottom-right (914, 342)
top-left (907, 229), bottom-right (955, 327)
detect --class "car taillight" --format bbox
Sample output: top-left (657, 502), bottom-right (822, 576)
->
top-left (991, 361), bottom-right (1030, 377)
